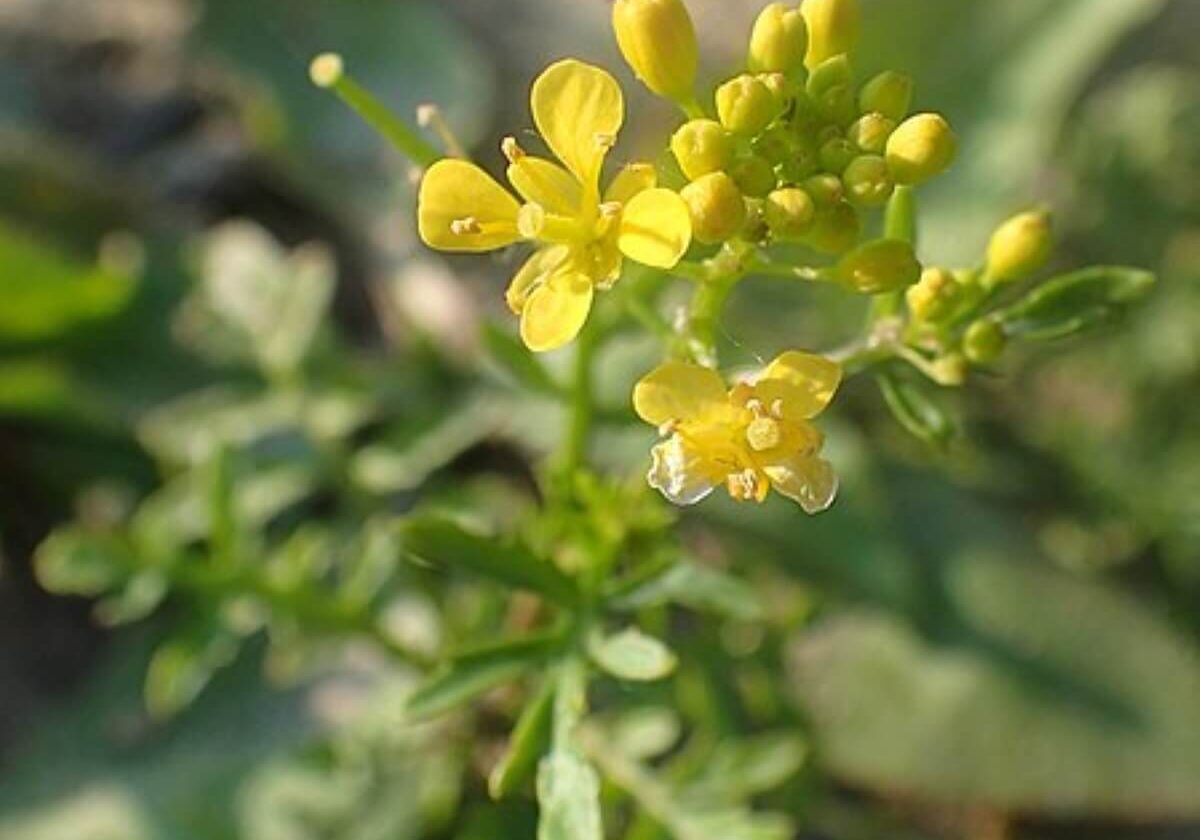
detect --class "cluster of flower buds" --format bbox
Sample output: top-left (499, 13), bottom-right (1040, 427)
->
top-left (615, 0), bottom-right (957, 293)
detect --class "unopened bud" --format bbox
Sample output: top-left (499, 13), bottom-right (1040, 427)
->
top-left (749, 3), bottom-right (809, 74)
top-left (802, 173), bottom-right (844, 207)
top-left (842, 154), bottom-right (894, 207)
top-left (764, 188), bottom-right (816, 241)
top-left (819, 136), bottom-right (857, 174)
top-left (681, 172), bottom-right (747, 244)
top-left (805, 200), bottom-right (861, 255)
top-left (905, 267), bottom-right (962, 322)
top-left (963, 318), bottom-right (1008, 365)
top-left (930, 354), bottom-right (968, 387)
top-left (801, 0), bottom-right (860, 70)
top-left (731, 155), bottom-right (777, 198)
top-left (835, 238), bottom-right (921, 294)
top-left (613, 0), bottom-right (699, 102)
top-left (671, 119), bottom-right (734, 181)
top-left (986, 210), bottom-right (1053, 286)
top-left (859, 71), bottom-right (913, 122)
top-left (886, 113), bottom-right (957, 186)
top-left (716, 74), bottom-right (783, 135)
top-left (847, 112), bottom-right (895, 154)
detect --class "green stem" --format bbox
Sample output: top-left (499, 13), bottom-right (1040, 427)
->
top-left (873, 186), bottom-right (918, 321)
top-left (561, 317), bottom-right (599, 475)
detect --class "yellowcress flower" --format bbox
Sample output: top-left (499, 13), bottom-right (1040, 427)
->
top-left (417, 60), bottom-right (692, 352)
top-left (633, 352), bottom-right (842, 512)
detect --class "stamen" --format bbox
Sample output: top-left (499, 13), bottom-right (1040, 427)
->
top-left (599, 201), bottom-right (623, 218)
top-left (746, 417), bottom-right (782, 452)
top-left (658, 420), bottom-right (679, 437)
top-left (594, 132), bottom-right (617, 150)
top-left (770, 399), bottom-right (785, 419)
top-left (517, 203), bottom-right (546, 239)
top-left (745, 398), bottom-right (766, 417)
top-left (450, 217), bottom-right (482, 236)
top-left (501, 136), bottom-right (526, 164)
top-left (417, 102), bottom-right (466, 158)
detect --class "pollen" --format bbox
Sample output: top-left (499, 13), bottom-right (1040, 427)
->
top-left (450, 217), bottom-right (482, 236)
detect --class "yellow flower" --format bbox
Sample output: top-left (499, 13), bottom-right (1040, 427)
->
top-left (633, 352), bottom-right (842, 512)
top-left (418, 60), bottom-right (692, 352)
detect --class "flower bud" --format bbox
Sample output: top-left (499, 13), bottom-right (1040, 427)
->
top-left (842, 154), bottom-right (894, 207)
top-left (748, 3), bottom-right (809, 74)
top-left (764, 188), bottom-right (816, 240)
top-left (847, 112), bottom-right (895, 154)
top-left (930, 354), bottom-right (968, 387)
top-left (802, 173), bottom-right (844, 206)
top-left (716, 74), bottom-right (783, 135)
top-left (671, 119), bottom-right (734, 181)
top-left (730, 155), bottom-right (777, 198)
top-left (963, 318), bottom-right (1008, 365)
top-left (834, 238), bottom-right (921, 294)
top-left (905, 267), bottom-right (962, 322)
top-left (859, 71), bottom-right (913, 122)
top-left (613, 0), bottom-right (699, 102)
top-left (806, 54), bottom-right (852, 101)
top-left (885, 113), bottom-right (957, 186)
top-left (801, 0), bottom-right (860, 70)
top-left (985, 210), bottom-right (1053, 286)
top-left (681, 172), bottom-right (747, 244)
top-left (805, 200), bottom-right (861, 254)
top-left (819, 136), bottom-right (857, 174)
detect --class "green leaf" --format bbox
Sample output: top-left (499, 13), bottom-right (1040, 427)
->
top-left (877, 370), bottom-right (956, 448)
top-left (406, 634), bottom-right (559, 721)
top-left (609, 562), bottom-right (765, 622)
top-left (33, 528), bottom-right (130, 597)
top-left (684, 733), bottom-right (808, 804)
top-left (536, 749), bottom-right (603, 840)
top-left (588, 628), bottom-right (677, 683)
top-left (994, 265), bottom-right (1156, 341)
top-left (482, 323), bottom-right (563, 397)
top-left (489, 678), bottom-right (556, 800)
top-left (401, 515), bottom-right (579, 606)
top-left (145, 630), bottom-right (240, 720)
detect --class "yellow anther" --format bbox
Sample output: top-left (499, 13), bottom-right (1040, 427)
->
top-left (770, 399), bottom-right (784, 418)
top-left (594, 132), bottom-right (617, 150)
top-left (746, 417), bottom-right (783, 452)
top-left (501, 136), bottom-right (526, 163)
top-left (450, 217), bottom-right (482, 236)
top-left (599, 201), bottom-right (623, 218)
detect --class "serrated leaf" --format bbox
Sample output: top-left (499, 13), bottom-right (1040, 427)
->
top-left (588, 628), bottom-right (677, 683)
top-left (877, 370), bottom-right (956, 448)
top-left (401, 515), bottom-right (579, 606)
top-left (609, 562), bottom-right (764, 622)
top-left (995, 266), bottom-right (1156, 341)
top-left (489, 678), bottom-right (555, 800)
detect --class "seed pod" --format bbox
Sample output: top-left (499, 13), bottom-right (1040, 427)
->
top-left (716, 74), bottom-right (783, 135)
top-left (749, 3), bottom-right (809, 74)
top-left (613, 0), bottom-right (699, 102)
top-left (847, 112), bottom-right (896, 154)
top-left (886, 113), bottom-right (957, 185)
top-left (730, 155), bottom-right (777, 198)
top-left (835, 238), bottom-right (921, 293)
top-left (764, 187), bottom-right (816, 240)
top-left (859, 71), bottom-right (913, 122)
top-left (963, 318), bottom-right (1008, 365)
top-left (801, 0), bottom-right (860, 70)
top-left (905, 267), bottom-right (963, 322)
top-left (986, 210), bottom-right (1053, 286)
top-left (671, 119), bottom-right (734, 181)
top-left (842, 154), bottom-right (894, 207)
top-left (805, 200), bottom-right (861, 254)
top-left (681, 172), bottom-right (747, 244)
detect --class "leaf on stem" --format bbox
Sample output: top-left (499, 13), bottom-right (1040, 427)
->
top-left (588, 628), bottom-right (677, 682)
top-left (877, 369), bottom-right (956, 448)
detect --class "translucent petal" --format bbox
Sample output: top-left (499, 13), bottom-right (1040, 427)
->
top-left (507, 156), bottom-right (582, 217)
top-left (418, 160), bottom-right (521, 252)
top-left (618, 188), bottom-right (693, 269)
top-left (756, 351), bottom-right (842, 419)
top-left (532, 60), bottom-right (624, 189)
top-left (647, 435), bottom-right (716, 506)
top-left (519, 271), bottom-right (594, 352)
top-left (605, 163), bottom-right (657, 205)
top-left (764, 456), bottom-right (838, 514)
top-left (506, 245), bottom-right (570, 314)
top-left (633, 360), bottom-right (727, 426)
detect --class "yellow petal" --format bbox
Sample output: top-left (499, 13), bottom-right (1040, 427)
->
top-left (757, 351), bottom-right (842, 418)
top-left (519, 271), bottom-right (594, 352)
top-left (617, 188), bottom-right (692, 269)
top-left (647, 434), bottom-right (717, 506)
top-left (532, 60), bottom-right (624, 189)
top-left (764, 456), bottom-right (838, 514)
top-left (506, 245), bottom-right (570, 314)
top-left (418, 160), bottom-right (521, 252)
top-left (633, 360), bottom-right (727, 426)
top-left (605, 163), bottom-right (657, 204)
top-left (507, 156), bottom-right (582, 217)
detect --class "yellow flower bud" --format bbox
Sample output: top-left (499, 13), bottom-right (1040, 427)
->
top-left (859, 71), bottom-right (913, 122)
top-left (671, 119), bottom-right (734, 181)
top-left (764, 187), bottom-right (816, 241)
top-left (758, 72), bottom-right (791, 110)
top-left (801, 0), bottom-right (860, 70)
top-left (963, 318), bottom-right (1008, 365)
top-left (730, 155), bottom-right (777, 198)
top-left (748, 3), bottom-right (809, 74)
top-left (986, 210), bottom-right (1053, 285)
top-left (847, 112), bottom-right (895, 154)
top-left (885, 113), bottom-right (957, 186)
top-left (930, 353), bottom-right (968, 387)
top-left (716, 74), bottom-right (783, 136)
top-left (905, 266), bottom-right (962, 322)
top-left (819, 136), bottom-right (857, 174)
top-left (805, 200), bottom-right (860, 255)
top-left (842, 154), bottom-right (894, 208)
top-left (802, 173), bottom-right (844, 206)
top-left (835, 238), bottom-right (921, 294)
top-left (613, 0), bottom-right (699, 102)
top-left (681, 172), bottom-right (747, 244)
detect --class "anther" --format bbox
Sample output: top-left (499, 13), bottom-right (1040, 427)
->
top-left (594, 132), bottom-right (617, 150)
top-left (770, 399), bottom-right (784, 418)
top-left (599, 201), bottom-right (623, 218)
top-left (517, 203), bottom-right (547, 239)
top-left (501, 136), bottom-right (526, 164)
top-left (658, 420), bottom-right (679, 437)
top-left (450, 217), bottom-right (481, 236)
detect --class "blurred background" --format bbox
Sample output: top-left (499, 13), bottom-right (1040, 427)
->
top-left (1, 0), bottom-right (1199, 838)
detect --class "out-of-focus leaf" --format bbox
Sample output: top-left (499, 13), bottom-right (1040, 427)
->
top-left (588, 628), bottom-right (677, 683)
top-left (789, 554), bottom-right (1200, 817)
top-left (607, 707), bottom-right (682, 762)
top-left (406, 634), bottom-right (560, 721)
top-left (482, 323), bottom-right (563, 397)
top-left (683, 733), bottom-right (807, 804)
top-left (0, 359), bottom-right (75, 417)
top-left (995, 266), bottom-right (1156, 341)
top-left (608, 562), bottom-right (764, 622)
top-left (877, 370), bottom-right (956, 448)
top-left (94, 572), bottom-right (169, 627)
top-left (537, 749), bottom-right (603, 840)
top-left (401, 514), bottom-right (579, 606)
top-left (145, 630), bottom-right (240, 720)
top-left (34, 528), bottom-right (131, 597)
top-left (489, 678), bottom-right (556, 801)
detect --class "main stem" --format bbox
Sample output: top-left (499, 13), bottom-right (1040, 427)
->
top-left (561, 317), bottom-right (598, 475)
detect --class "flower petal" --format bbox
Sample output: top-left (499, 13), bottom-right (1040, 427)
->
top-left (507, 156), bottom-right (582, 216)
top-left (764, 456), bottom-right (838, 514)
top-left (605, 163), bottom-right (657, 204)
top-left (618, 188), bottom-right (693, 269)
top-left (633, 360), bottom-right (727, 427)
top-left (506, 245), bottom-right (570, 314)
top-left (647, 435), bottom-right (716, 506)
top-left (418, 160), bottom-right (521, 252)
top-left (757, 351), bottom-right (842, 419)
top-left (519, 271), bottom-right (593, 352)
top-left (532, 60), bottom-right (624, 189)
